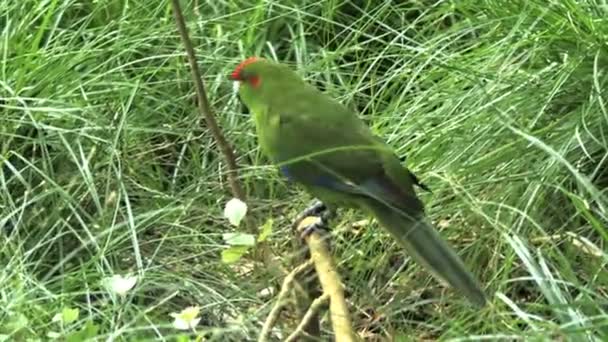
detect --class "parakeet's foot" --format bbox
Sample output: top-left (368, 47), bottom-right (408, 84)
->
top-left (298, 216), bottom-right (328, 240)
top-left (301, 199), bottom-right (327, 218)
top-left (293, 199), bottom-right (332, 227)
top-left (293, 199), bottom-right (334, 240)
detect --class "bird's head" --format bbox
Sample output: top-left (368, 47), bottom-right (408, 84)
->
top-left (230, 57), bottom-right (265, 89)
top-left (230, 57), bottom-right (304, 110)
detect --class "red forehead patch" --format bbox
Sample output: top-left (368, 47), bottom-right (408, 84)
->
top-left (231, 57), bottom-right (261, 80)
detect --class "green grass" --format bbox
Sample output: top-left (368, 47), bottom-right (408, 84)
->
top-left (1, 0), bottom-right (607, 340)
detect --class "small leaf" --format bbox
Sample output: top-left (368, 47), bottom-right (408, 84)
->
top-left (47, 331), bottom-right (61, 339)
top-left (176, 335), bottom-right (191, 342)
top-left (257, 218), bottom-right (273, 242)
top-left (82, 320), bottom-right (100, 336)
top-left (61, 307), bottom-right (79, 324)
top-left (51, 307), bottom-right (79, 326)
top-left (6, 313), bottom-right (28, 330)
top-left (221, 246), bottom-right (250, 264)
top-left (223, 232), bottom-right (255, 246)
top-left (223, 198), bottom-right (247, 226)
top-left (66, 321), bottom-right (101, 342)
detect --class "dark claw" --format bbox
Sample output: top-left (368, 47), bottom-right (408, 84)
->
top-left (302, 199), bottom-right (327, 217)
top-left (293, 199), bottom-right (328, 229)
top-left (320, 207), bottom-right (335, 222)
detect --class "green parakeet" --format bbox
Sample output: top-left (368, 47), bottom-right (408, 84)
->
top-left (230, 57), bottom-right (486, 306)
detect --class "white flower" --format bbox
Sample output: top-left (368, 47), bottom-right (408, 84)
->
top-left (223, 198), bottom-right (247, 226)
top-left (170, 306), bottom-right (201, 330)
top-left (103, 274), bottom-right (137, 296)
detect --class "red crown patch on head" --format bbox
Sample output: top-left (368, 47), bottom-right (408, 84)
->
top-left (231, 57), bottom-right (261, 80)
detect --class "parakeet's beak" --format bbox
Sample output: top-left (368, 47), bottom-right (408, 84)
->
top-left (229, 67), bottom-right (243, 81)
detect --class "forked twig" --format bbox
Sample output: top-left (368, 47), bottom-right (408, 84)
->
top-left (258, 260), bottom-right (314, 342)
top-left (285, 293), bottom-right (330, 342)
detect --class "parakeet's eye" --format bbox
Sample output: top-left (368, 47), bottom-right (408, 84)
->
top-left (245, 74), bottom-right (261, 87)
top-left (236, 71), bottom-right (261, 88)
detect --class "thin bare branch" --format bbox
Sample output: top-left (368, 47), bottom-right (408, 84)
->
top-left (169, 0), bottom-right (246, 203)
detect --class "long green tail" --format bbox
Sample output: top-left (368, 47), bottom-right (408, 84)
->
top-left (365, 201), bottom-right (487, 307)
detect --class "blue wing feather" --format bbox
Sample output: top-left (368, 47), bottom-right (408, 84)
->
top-left (280, 164), bottom-right (423, 214)
top-left (280, 165), bottom-right (353, 192)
